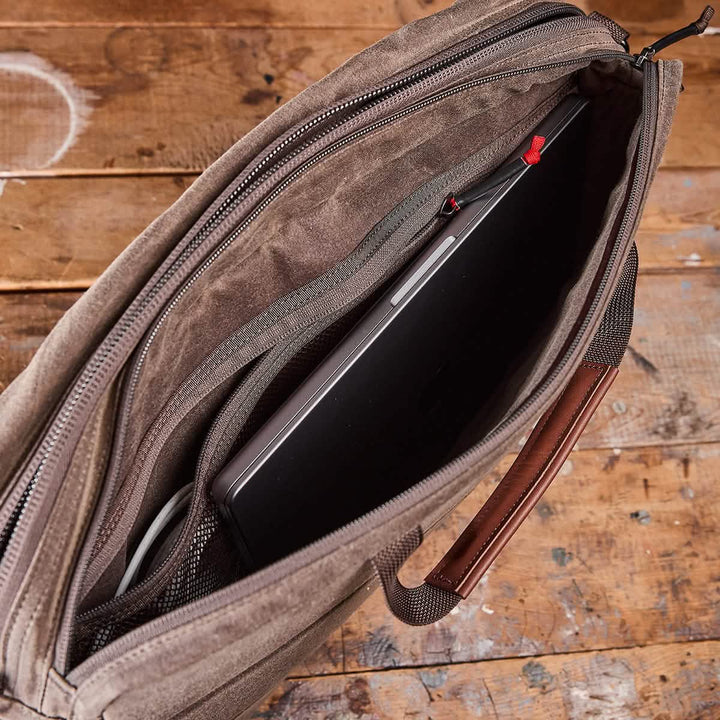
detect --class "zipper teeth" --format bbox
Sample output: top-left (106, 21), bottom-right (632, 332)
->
top-left (71, 59), bottom-right (655, 681)
top-left (198, 4), bottom-right (582, 225)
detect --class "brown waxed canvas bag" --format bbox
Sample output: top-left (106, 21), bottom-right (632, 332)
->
top-left (0, 1), bottom-right (713, 717)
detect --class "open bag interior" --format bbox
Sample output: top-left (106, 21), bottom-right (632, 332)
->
top-left (67, 56), bottom-right (644, 667)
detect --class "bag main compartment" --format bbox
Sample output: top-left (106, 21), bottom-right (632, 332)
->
top-left (67, 54), bottom-right (644, 666)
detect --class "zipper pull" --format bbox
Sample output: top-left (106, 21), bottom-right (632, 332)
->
top-left (440, 135), bottom-right (546, 216)
top-left (634, 5), bottom-right (715, 67)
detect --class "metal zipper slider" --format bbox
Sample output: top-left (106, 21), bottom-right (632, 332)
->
top-left (634, 5), bottom-right (715, 67)
top-left (440, 135), bottom-right (546, 216)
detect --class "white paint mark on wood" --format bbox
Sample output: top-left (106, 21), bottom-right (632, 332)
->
top-left (0, 177), bottom-right (27, 196)
top-left (564, 656), bottom-right (638, 720)
top-left (678, 252), bottom-right (703, 266)
top-left (475, 637), bottom-right (495, 657)
top-left (0, 52), bottom-right (94, 170)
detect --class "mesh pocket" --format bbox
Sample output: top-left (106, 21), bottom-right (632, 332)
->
top-left (74, 505), bottom-right (240, 661)
top-left (70, 303), bottom-right (375, 666)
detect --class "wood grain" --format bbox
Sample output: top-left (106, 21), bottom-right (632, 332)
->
top-left (0, 0), bottom-right (710, 35)
top-left (584, 272), bottom-right (720, 450)
top-left (0, 27), bottom-right (384, 174)
top-left (0, 168), bottom-right (717, 292)
top-left (0, 0), bottom-right (448, 29)
top-left (636, 168), bottom-right (720, 273)
top-left (0, 29), bottom-right (716, 175)
top-left (257, 640), bottom-right (720, 719)
top-left (0, 291), bottom-right (79, 393)
top-left (0, 176), bottom-right (191, 291)
top-left (294, 442), bottom-right (720, 675)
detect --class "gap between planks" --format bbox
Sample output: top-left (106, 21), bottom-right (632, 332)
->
top-left (284, 636), bottom-right (719, 682)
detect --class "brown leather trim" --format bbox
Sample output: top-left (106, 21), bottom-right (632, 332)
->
top-left (425, 361), bottom-right (618, 598)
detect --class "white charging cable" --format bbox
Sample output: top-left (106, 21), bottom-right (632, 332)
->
top-left (115, 483), bottom-right (194, 597)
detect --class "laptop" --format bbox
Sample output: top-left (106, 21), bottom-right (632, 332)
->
top-left (207, 95), bottom-right (593, 572)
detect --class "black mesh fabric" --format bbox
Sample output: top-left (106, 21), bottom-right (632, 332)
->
top-left (73, 505), bottom-right (241, 662)
top-left (372, 527), bottom-right (461, 625)
top-left (585, 243), bottom-right (638, 367)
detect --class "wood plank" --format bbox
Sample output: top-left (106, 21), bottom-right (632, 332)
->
top-left (591, 0), bottom-right (720, 36)
top-left (587, 273), bottom-right (720, 449)
top-left (0, 273), bottom-right (717, 442)
top-left (0, 27), bottom-right (383, 175)
top-left (0, 0), bottom-right (710, 35)
top-left (0, 29), bottom-right (716, 175)
top-left (0, 167), bottom-right (717, 292)
top-left (0, 176), bottom-right (191, 291)
top-left (636, 168), bottom-right (720, 272)
top-left (0, 0), bottom-right (444, 29)
top-left (0, 292), bottom-right (79, 393)
top-left (294, 443), bottom-right (720, 676)
top-left (258, 641), bottom-right (720, 719)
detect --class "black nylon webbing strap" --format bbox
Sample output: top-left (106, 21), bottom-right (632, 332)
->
top-left (373, 245), bottom-right (638, 626)
top-left (585, 243), bottom-right (638, 368)
top-left (372, 527), bottom-right (461, 625)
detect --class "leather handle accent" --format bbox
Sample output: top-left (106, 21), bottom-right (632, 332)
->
top-left (425, 361), bottom-right (618, 599)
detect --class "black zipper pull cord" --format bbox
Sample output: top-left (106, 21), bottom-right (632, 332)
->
top-left (440, 135), bottom-right (545, 216)
top-left (634, 5), bottom-right (715, 67)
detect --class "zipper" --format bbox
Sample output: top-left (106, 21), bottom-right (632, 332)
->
top-left (633, 5), bottom-right (714, 67)
top-left (440, 135), bottom-right (547, 215)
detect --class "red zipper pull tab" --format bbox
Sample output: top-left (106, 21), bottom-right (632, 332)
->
top-left (522, 135), bottom-right (546, 165)
top-left (439, 135), bottom-right (548, 216)
top-left (439, 194), bottom-right (461, 217)
top-left (634, 5), bottom-right (714, 67)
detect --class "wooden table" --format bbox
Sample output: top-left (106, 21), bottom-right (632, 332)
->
top-left (1, 1), bottom-right (718, 717)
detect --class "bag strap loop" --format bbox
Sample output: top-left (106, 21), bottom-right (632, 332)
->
top-left (373, 245), bottom-right (638, 625)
